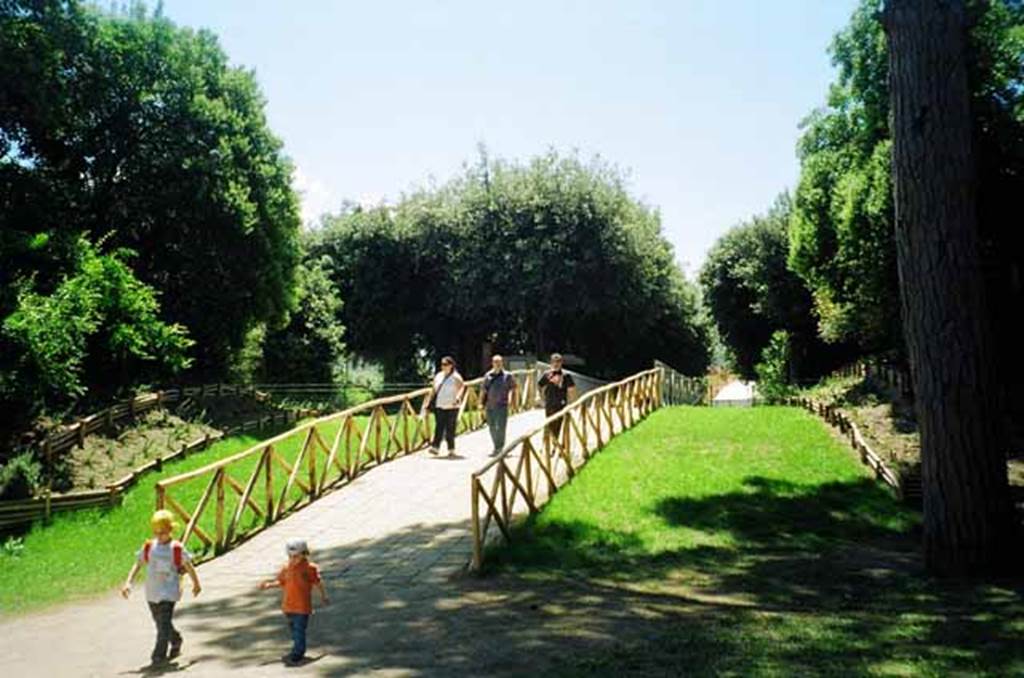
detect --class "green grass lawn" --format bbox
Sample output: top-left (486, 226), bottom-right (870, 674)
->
top-left (489, 406), bottom-right (1024, 676)
top-left (0, 411), bottom-right (397, 616)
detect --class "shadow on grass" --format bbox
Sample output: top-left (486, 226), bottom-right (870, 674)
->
top-left (164, 474), bottom-right (1024, 676)
top-left (485, 475), bottom-right (1024, 675)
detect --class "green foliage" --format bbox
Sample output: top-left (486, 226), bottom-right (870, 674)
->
top-left (0, 451), bottom-right (42, 500)
top-left (1, 239), bottom-right (192, 432)
top-left (261, 256), bottom-right (346, 384)
top-left (0, 0), bottom-right (301, 383)
top-left (790, 0), bottom-right (1024, 366)
top-left (701, 194), bottom-right (851, 380)
top-left (1, 537), bottom-right (25, 558)
top-left (313, 150), bottom-right (711, 379)
top-left (755, 330), bottom-right (796, 403)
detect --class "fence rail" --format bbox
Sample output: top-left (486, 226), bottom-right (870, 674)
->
top-left (155, 370), bottom-right (539, 559)
top-left (0, 408), bottom-right (317, 531)
top-left (654, 360), bottom-right (707, 405)
top-left (830, 358), bottom-right (912, 397)
top-left (30, 384), bottom-right (271, 464)
top-left (791, 396), bottom-right (920, 502)
top-left (469, 365), bottom-right (672, 570)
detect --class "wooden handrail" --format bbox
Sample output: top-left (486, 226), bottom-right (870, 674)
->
top-left (155, 369), bottom-right (537, 559)
top-left (469, 363), bottom-right (692, 570)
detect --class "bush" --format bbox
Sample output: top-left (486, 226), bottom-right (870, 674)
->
top-left (0, 452), bottom-right (43, 500)
top-left (755, 331), bottom-right (797, 404)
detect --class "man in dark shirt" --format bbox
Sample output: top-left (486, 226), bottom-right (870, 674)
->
top-left (538, 353), bottom-right (576, 442)
top-left (481, 355), bottom-right (517, 456)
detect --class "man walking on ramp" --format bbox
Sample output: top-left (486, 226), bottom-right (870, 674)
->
top-left (539, 353), bottom-right (576, 444)
top-left (481, 354), bottom-right (517, 456)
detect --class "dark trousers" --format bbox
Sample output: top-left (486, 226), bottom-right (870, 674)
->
top-left (286, 612), bottom-right (309, 660)
top-left (147, 601), bottom-right (182, 661)
top-left (546, 405), bottom-right (566, 442)
top-left (432, 408), bottom-right (458, 450)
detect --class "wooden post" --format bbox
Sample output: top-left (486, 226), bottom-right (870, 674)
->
top-left (264, 448), bottom-right (275, 524)
top-left (308, 428), bottom-right (318, 499)
top-left (470, 476), bottom-right (483, 571)
top-left (156, 484), bottom-right (166, 510)
top-left (215, 470), bottom-right (225, 553)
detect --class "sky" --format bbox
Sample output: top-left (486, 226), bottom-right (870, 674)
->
top-left (160, 0), bottom-right (859, 276)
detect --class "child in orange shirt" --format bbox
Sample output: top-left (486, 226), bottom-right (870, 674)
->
top-left (259, 539), bottom-right (328, 665)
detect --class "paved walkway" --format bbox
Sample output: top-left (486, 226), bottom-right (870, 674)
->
top-left (0, 410), bottom-right (546, 677)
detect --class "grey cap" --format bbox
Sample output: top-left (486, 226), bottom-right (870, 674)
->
top-left (285, 539), bottom-right (309, 556)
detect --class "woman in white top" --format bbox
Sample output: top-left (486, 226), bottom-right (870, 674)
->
top-left (429, 356), bottom-right (465, 456)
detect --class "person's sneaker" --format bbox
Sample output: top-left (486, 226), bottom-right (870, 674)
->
top-left (428, 446), bottom-right (439, 456)
top-left (150, 656), bottom-right (169, 667)
top-left (169, 638), bottom-right (183, 659)
top-left (283, 655), bottom-right (305, 666)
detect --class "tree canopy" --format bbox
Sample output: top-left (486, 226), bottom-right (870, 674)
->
top-left (0, 0), bottom-right (301, 380)
top-left (311, 151), bottom-right (711, 379)
top-left (789, 0), bottom-right (1024, 368)
top-left (700, 194), bottom-right (853, 381)
top-left (1, 1), bottom-right (301, 443)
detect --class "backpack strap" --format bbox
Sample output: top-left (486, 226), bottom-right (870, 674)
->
top-left (142, 539), bottom-right (152, 563)
top-left (172, 541), bottom-right (183, 570)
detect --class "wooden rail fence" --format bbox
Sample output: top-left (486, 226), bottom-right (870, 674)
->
top-left (154, 370), bottom-right (538, 560)
top-left (470, 365), bottom-right (678, 570)
top-left (33, 384), bottom-right (270, 463)
top-left (791, 396), bottom-right (921, 503)
top-left (0, 407), bottom-right (317, 531)
top-left (831, 358), bottom-right (912, 397)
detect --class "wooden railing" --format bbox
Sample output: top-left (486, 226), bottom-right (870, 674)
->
top-left (469, 366), bottom-right (667, 570)
top-left (154, 369), bottom-right (538, 559)
top-left (654, 360), bottom-right (707, 405)
top-left (34, 384), bottom-right (269, 461)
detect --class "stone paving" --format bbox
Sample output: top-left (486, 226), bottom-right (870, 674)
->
top-left (0, 410), bottom-right (546, 677)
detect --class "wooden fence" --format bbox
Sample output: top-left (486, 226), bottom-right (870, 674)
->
top-left (154, 370), bottom-right (539, 559)
top-left (34, 384), bottom-right (269, 462)
top-left (469, 366), bottom-right (667, 570)
top-left (791, 396), bottom-right (921, 503)
top-left (831, 358), bottom-right (912, 397)
top-left (0, 407), bottom-right (316, 531)
top-left (654, 360), bottom-right (707, 405)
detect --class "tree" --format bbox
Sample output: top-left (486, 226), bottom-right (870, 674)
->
top-left (0, 1), bottom-right (301, 380)
top-left (313, 151), bottom-right (711, 379)
top-left (886, 0), bottom-right (1017, 575)
top-left (789, 0), bottom-right (1024, 373)
top-left (701, 194), bottom-right (853, 381)
top-left (260, 256), bottom-right (346, 385)
top-left (0, 238), bottom-right (192, 443)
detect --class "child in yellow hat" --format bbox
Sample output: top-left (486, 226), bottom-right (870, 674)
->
top-left (121, 510), bottom-right (202, 666)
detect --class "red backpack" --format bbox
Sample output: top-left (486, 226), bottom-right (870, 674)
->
top-left (142, 539), bottom-right (186, 574)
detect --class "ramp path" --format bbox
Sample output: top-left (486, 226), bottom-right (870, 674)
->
top-left (0, 410), bottom-right (545, 677)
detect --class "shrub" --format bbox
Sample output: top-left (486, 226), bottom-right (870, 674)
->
top-left (0, 452), bottom-right (43, 500)
top-left (755, 330), bottom-right (797, 404)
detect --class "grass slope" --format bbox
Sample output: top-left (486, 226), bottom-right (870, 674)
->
top-left (489, 406), bottom-right (1024, 676)
top-left (0, 415), bottom-right (361, 615)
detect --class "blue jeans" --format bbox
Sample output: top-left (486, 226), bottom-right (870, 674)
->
top-left (486, 407), bottom-right (509, 453)
top-left (286, 612), bottom-right (309, 660)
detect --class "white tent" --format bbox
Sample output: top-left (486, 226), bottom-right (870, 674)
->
top-left (713, 380), bottom-right (756, 407)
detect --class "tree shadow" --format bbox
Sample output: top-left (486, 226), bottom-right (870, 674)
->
top-left (169, 475), bottom-right (1024, 676)
top-left (486, 475), bottom-right (1024, 675)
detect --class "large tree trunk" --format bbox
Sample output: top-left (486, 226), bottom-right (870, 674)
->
top-left (886, 0), bottom-right (1016, 576)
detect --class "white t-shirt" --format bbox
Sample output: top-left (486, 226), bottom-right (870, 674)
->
top-left (433, 371), bottom-right (463, 409)
top-left (136, 540), bottom-right (192, 603)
